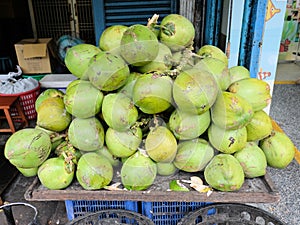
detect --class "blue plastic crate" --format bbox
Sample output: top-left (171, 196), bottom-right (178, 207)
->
top-left (141, 201), bottom-right (212, 225)
top-left (65, 200), bottom-right (138, 221)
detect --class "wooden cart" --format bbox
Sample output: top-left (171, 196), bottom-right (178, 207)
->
top-left (24, 170), bottom-right (279, 203)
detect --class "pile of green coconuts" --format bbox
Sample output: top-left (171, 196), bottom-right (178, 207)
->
top-left (4, 14), bottom-right (295, 193)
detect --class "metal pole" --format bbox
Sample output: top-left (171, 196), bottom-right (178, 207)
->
top-left (226, 0), bottom-right (233, 58)
top-left (27, 0), bottom-right (38, 42)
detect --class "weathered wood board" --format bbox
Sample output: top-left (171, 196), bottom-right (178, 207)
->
top-left (25, 170), bottom-right (280, 203)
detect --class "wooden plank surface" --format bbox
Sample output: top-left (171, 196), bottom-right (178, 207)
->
top-left (24, 171), bottom-right (280, 203)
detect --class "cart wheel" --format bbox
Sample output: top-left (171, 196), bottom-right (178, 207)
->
top-left (177, 203), bottom-right (286, 225)
top-left (65, 209), bottom-right (155, 225)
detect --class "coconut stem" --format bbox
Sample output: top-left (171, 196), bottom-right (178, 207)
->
top-left (131, 118), bottom-right (151, 129)
top-left (161, 22), bottom-right (175, 36)
top-left (62, 151), bottom-right (75, 174)
top-left (50, 133), bottom-right (66, 143)
top-left (147, 14), bottom-right (159, 27)
top-left (55, 140), bottom-right (80, 165)
top-left (170, 49), bottom-right (201, 74)
top-left (160, 69), bottom-right (179, 78)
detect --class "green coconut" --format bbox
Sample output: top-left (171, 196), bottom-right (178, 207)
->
top-left (65, 79), bottom-right (88, 90)
top-left (173, 138), bottom-right (214, 172)
top-left (5, 128), bottom-right (52, 168)
top-left (172, 68), bottom-right (219, 115)
top-left (68, 117), bottom-right (105, 152)
top-left (102, 92), bottom-right (138, 131)
top-left (64, 81), bottom-right (103, 118)
top-left (38, 157), bottom-right (75, 190)
top-left (156, 162), bottom-right (178, 176)
top-left (95, 146), bottom-right (120, 167)
top-left (229, 65), bottom-right (250, 85)
top-left (208, 123), bottom-right (247, 154)
top-left (117, 72), bottom-right (141, 98)
top-left (197, 45), bottom-right (228, 66)
top-left (168, 109), bottom-right (210, 140)
top-left (145, 126), bottom-right (177, 163)
top-left (86, 51), bottom-right (130, 91)
top-left (132, 73), bottom-right (173, 114)
top-left (159, 14), bottom-right (195, 51)
top-left (76, 152), bottom-right (113, 190)
top-left (34, 125), bottom-right (65, 151)
top-left (229, 78), bottom-right (271, 111)
top-left (234, 142), bottom-right (267, 178)
top-left (64, 43), bottom-right (101, 79)
top-left (135, 42), bottom-right (172, 73)
top-left (34, 125), bottom-right (56, 135)
top-left (194, 57), bottom-right (231, 91)
top-left (121, 157), bottom-right (129, 164)
top-left (50, 136), bottom-right (65, 152)
top-left (246, 110), bottom-right (273, 141)
top-left (204, 154), bottom-right (245, 192)
top-left (99, 25), bottom-right (128, 54)
top-left (210, 91), bottom-right (254, 130)
top-left (121, 151), bottom-right (157, 191)
top-left (120, 24), bottom-right (159, 66)
top-left (105, 127), bottom-right (142, 158)
top-left (35, 89), bottom-right (64, 112)
top-left (37, 97), bottom-right (71, 132)
top-left (259, 130), bottom-right (295, 169)
top-left (17, 166), bottom-right (38, 177)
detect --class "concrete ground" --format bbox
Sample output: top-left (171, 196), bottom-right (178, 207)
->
top-left (275, 62), bottom-right (300, 82)
top-left (0, 175), bottom-right (68, 225)
top-left (0, 63), bottom-right (299, 224)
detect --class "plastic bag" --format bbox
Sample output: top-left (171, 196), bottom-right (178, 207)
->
top-left (0, 66), bottom-right (39, 94)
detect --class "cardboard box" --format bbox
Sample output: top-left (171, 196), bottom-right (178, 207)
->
top-left (14, 38), bottom-right (53, 74)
